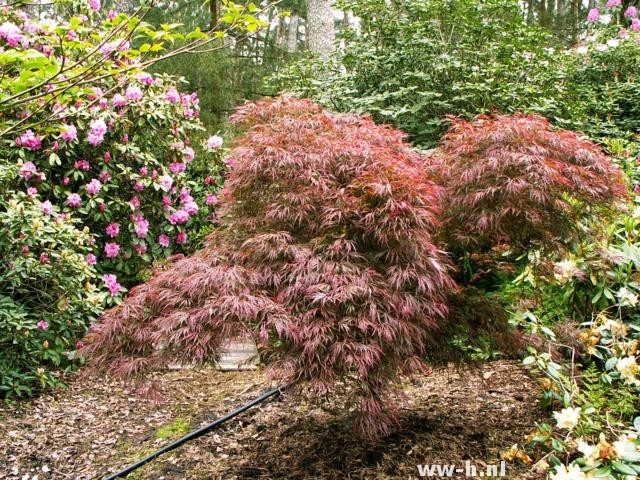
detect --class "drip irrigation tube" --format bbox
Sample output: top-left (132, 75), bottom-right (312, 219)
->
top-left (104, 384), bottom-right (287, 480)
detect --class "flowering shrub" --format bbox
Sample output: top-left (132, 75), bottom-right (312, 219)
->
top-left (515, 313), bottom-right (640, 479)
top-left (0, 187), bottom-right (106, 398)
top-left (0, 2), bottom-right (255, 286)
top-left (435, 113), bottom-right (626, 256)
top-left (86, 97), bottom-right (456, 438)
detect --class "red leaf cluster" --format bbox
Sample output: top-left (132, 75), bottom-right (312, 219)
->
top-left (86, 97), bottom-right (456, 438)
top-left (434, 113), bottom-right (626, 253)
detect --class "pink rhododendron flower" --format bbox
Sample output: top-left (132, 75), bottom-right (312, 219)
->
top-left (86, 179), bottom-right (102, 195)
top-left (67, 30), bottom-right (77, 40)
top-left (108, 9), bottom-right (116, 20)
top-left (104, 151), bottom-right (111, 163)
top-left (60, 124), bottom-right (77, 141)
top-left (125, 85), bottom-right (143, 101)
top-left (89, 0), bottom-right (100, 12)
top-left (183, 146), bottom-right (195, 162)
top-left (63, 176), bottom-right (71, 186)
top-left (158, 234), bottom-right (170, 247)
top-left (76, 340), bottom-right (85, 349)
top-left (625, 5), bottom-right (638, 17)
top-left (39, 252), bottom-right (49, 263)
top-left (75, 159), bottom-right (90, 171)
top-left (169, 210), bottom-right (190, 225)
top-left (40, 200), bottom-right (53, 215)
top-left (169, 162), bottom-right (186, 174)
top-left (112, 94), bottom-right (127, 107)
top-left (587, 8), bottom-right (600, 21)
top-left (135, 72), bottom-right (154, 85)
top-left (104, 242), bottom-right (120, 258)
top-left (27, 187), bottom-right (38, 196)
top-left (87, 119), bottom-right (107, 146)
top-left (180, 188), bottom-right (192, 202)
top-left (52, 141), bottom-right (59, 151)
top-left (130, 196), bottom-right (140, 209)
top-left (134, 243), bottom-right (147, 254)
top-left (66, 193), bottom-right (81, 208)
top-left (102, 273), bottom-right (121, 296)
top-left (206, 135), bottom-right (223, 150)
top-left (0, 22), bottom-right (27, 47)
top-left (99, 170), bottom-right (111, 182)
top-left (160, 174), bottom-right (173, 190)
top-left (98, 202), bottom-right (107, 212)
top-left (134, 217), bottom-right (149, 238)
top-left (122, 134), bottom-right (129, 143)
top-left (184, 201), bottom-right (199, 215)
top-left (21, 246), bottom-right (29, 255)
top-left (635, 185), bottom-right (640, 194)
top-left (176, 231), bottom-right (188, 244)
top-left (139, 166), bottom-right (148, 177)
top-left (206, 194), bottom-right (218, 206)
top-left (19, 161), bottom-right (37, 180)
top-left (36, 320), bottom-right (49, 330)
top-left (620, 28), bottom-right (629, 38)
top-left (134, 180), bottom-right (144, 192)
top-left (16, 129), bottom-right (42, 150)
top-left (86, 253), bottom-right (97, 265)
top-left (105, 222), bottom-right (120, 238)
top-left (607, 0), bottom-right (621, 7)
top-left (165, 87), bottom-right (180, 103)
top-left (204, 176), bottom-right (215, 186)
top-left (632, 18), bottom-right (640, 30)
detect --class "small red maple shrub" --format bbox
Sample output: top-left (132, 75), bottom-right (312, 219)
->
top-left (434, 113), bottom-right (626, 254)
top-left (86, 97), bottom-right (456, 438)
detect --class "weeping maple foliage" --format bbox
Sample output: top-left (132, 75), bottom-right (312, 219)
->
top-left (433, 113), bottom-right (627, 254)
top-left (85, 96), bottom-right (456, 438)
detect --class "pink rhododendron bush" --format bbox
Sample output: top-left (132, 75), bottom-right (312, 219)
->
top-left (0, 0), bottom-right (261, 397)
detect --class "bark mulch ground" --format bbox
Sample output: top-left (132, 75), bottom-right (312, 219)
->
top-left (0, 360), bottom-right (546, 480)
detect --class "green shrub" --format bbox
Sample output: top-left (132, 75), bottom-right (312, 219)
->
top-left (0, 190), bottom-right (106, 399)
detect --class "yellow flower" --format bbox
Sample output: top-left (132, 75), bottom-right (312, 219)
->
top-left (613, 434), bottom-right (639, 461)
top-left (577, 439), bottom-right (598, 466)
top-left (549, 464), bottom-right (586, 480)
top-left (616, 356), bottom-right (639, 386)
top-left (553, 407), bottom-right (581, 430)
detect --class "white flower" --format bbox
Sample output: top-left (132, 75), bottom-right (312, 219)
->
top-left (576, 46), bottom-right (588, 55)
top-left (613, 434), bottom-right (640, 461)
top-left (607, 38), bottom-right (620, 48)
top-left (550, 464), bottom-right (586, 480)
top-left (600, 14), bottom-right (612, 24)
top-left (206, 135), bottom-right (223, 150)
top-left (616, 356), bottom-right (640, 385)
top-left (601, 318), bottom-right (628, 336)
top-left (553, 407), bottom-right (581, 430)
top-left (577, 439), bottom-right (598, 466)
top-left (618, 287), bottom-right (638, 307)
top-left (596, 44), bottom-right (608, 51)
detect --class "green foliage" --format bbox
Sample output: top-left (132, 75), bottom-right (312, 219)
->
top-left (271, 0), bottom-right (573, 147)
top-left (0, 192), bottom-right (106, 399)
top-left (155, 417), bottom-right (191, 439)
top-left (580, 362), bottom-right (640, 434)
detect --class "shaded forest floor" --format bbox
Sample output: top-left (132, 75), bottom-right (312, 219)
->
top-left (1, 361), bottom-right (546, 479)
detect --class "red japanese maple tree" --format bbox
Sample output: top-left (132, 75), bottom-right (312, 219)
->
top-left (86, 97), bottom-right (456, 438)
top-left (433, 113), bottom-right (626, 254)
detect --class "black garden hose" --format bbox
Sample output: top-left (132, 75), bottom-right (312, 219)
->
top-left (104, 384), bottom-right (287, 479)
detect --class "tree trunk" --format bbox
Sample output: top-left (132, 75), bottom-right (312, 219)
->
top-left (209, 0), bottom-right (219, 30)
top-left (276, 15), bottom-right (287, 49)
top-left (306, 0), bottom-right (335, 60)
top-left (287, 13), bottom-right (299, 53)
